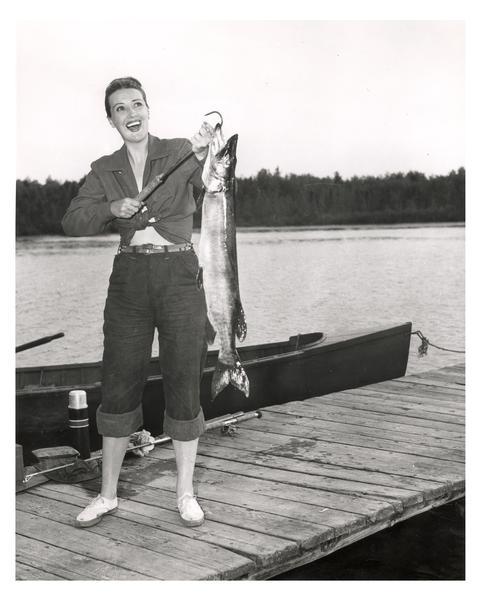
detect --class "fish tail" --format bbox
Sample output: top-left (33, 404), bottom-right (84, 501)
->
top-left (212, 354), bottom-right (249, 399)
top-left (235, 302), bottom-right (247, 342)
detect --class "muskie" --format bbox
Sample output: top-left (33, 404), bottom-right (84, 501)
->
top-left (199, 117), bottom-right (249, 399)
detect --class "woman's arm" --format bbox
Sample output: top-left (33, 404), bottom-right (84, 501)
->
top-left (188, 122), bottom-right (214, 190)
top-left (62, 169), bottom-right (115, 236)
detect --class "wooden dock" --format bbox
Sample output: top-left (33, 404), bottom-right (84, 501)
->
top-left (16, 363), bottom-right (465, 580)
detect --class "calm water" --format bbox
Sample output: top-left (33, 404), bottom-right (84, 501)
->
top-left (16, 224), bottom-right (465, 371)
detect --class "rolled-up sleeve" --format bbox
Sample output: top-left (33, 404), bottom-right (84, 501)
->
top-left (188, 154), bottom-right (206, 191)
top-left (175, 139), bottom-right (205, 191)
top-left (62, 169), bottom-right (114, 236)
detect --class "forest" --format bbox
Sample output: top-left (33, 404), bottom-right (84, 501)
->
top-left (16, 167), bottom-right (465, 236)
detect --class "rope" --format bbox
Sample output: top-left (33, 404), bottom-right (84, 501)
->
top-left (411, 330), bottom-right (465, 358)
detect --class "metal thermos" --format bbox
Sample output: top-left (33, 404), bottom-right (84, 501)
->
top-left (68, 390), bottom-right (90, 459)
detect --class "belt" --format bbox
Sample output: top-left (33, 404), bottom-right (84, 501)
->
top-left (119, 243), bottom-right (193, 254)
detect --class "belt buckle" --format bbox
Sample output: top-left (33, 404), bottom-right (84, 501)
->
top-left (144, 248), bottom-right (151, 254)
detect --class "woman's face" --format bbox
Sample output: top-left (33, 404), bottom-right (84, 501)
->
top-left (107, 88), bottom-right (149, 143)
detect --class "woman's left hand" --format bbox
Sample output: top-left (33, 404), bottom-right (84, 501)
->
top-left (191, 122), bottom-right (214, 160)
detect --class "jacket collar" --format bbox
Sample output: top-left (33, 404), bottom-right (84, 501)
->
top-left (101, 134), bottom-right (171, 172)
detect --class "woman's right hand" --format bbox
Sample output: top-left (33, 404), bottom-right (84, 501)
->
top-left (109, 198), bottom-right (142, 218)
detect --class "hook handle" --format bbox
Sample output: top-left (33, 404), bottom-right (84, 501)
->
top-left (204, 110), bottom-right (223, 127)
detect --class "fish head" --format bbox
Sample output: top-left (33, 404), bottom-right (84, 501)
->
top-left (202, 124), bottom-right (238, 193)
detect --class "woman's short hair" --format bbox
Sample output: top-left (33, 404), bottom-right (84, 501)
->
top-left (105, 77), bottom-right (149, 117)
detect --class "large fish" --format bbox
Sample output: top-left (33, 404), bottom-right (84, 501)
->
top-left (198, 118), bottom-right (249, 399)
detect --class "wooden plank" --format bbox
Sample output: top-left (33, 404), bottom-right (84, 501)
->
top-left (309, 393), bottom-right (465, 425)
top-left (374, 378), bottom-right (464, 396)
top-left (28, 484), bottom-right (299, 569)
top-left (16, 444), bottom-right (24, 484)
top-left (118, 449), bottom-right (400, 522)
top-left (410, 370), bottom-right (465, 383)
top-left (407, 365), bottom-right (464, 377)
top-left (17, 509), bottom-right (214, 580)
top-left (197, 436), bottom-right (454, 500)
top-left (197, 425), bottom-right (465, 483)
top-left (265, 399), bottom-right (465, 433)
top-left (16, 560), bottom-right (66, 581)
top-left (237, 411), bottom-right (464, 461)
top-left (247, 488), bottom-right (466, 580)
top-left (368, 387), bottom-right (465, 405)
top-left (407, 364), bottom-right (464, 376)
top-left (242, 407), bottom-right (464, 451)
top-left (407, 370), bottom-right (465, 385)
top-left (430, 376), bottom-right (465, 386)
top-left (16, 493), bottom-right (252, 580)
top-left (379, 380), bottom-right (465, 399)
top-left (16, 466), bottom-right (49, 494)
top-left (378, 371), bottom-right (465, 386)
top-left (236, 429), bottom-right (464, 482)
top-left (345, 381), bottom-right (465, 404)
top-left (116, 459), bottom-right (377, 537)
top-left (142, 445), bottom-right (419, 509)
top-left (304, 392), bottom-right (465, 426)
top-left (16, 534), bottom-right (153, 580)
top-left (341, 386), bottom-right (465, 409)
top-left (263, 402), bottom-right (464, 441)
top-left (436, 365), bottom-right (465, 376)
top-left (305, 394), bottom-right (465, 423)
top-left (181, 446), bottom-right (424, 508)
top-left (38, 480), bottom-right (336, 552)
top-left (400, 376), bottom-right (465, 390)
top-left (394, 366), bottom-right (465, 380)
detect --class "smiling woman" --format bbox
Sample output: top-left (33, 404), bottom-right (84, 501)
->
top-left (106, 81), bottom-right (150, 144)
top-left (61, 76), bottom-right (216, 530)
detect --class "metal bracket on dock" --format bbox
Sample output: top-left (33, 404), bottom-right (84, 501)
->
top-left (221, 423), bottom-right (239, 436)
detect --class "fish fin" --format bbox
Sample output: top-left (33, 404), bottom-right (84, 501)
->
top-left (206, 317), bottom-right (216, 345)
top-left (194, 188), bottom-right (206, 209)
top-left (235, 302), bottom-right (247, 342)
top-left (211, 356), bottom-right (249, 399)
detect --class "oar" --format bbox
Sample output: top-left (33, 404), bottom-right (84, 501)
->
top-left (16, 332), bottom-right (65, 353)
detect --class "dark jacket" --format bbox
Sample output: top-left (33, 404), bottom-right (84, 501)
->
top-left (62, 135), bottom-right (205, 245)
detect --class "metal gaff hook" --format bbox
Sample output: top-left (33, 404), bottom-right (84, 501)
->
top-left (204, 110), bottom-right (223, 128)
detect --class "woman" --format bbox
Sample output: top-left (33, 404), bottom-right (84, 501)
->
top-left (62, 76), bottom-right (213, 528)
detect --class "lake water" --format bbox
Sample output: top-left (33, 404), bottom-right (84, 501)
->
top-left (16, 224), bottom-right (465, 372)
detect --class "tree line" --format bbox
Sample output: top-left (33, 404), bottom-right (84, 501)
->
top-left (16, 167), bottom-right (465, 236)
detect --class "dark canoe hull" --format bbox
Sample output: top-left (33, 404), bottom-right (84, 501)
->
top-left (16, 322), bottom-right (412, 457)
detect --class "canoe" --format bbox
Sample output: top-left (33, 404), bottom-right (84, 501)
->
top-left (16, 322), bottom-right (412, 457)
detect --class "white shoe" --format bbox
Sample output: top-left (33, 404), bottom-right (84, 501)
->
top-left (74, 494), bottom-right (118, 528)
top-left (177, 493), bottom-right (205, 527)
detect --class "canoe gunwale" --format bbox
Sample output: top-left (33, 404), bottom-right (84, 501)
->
top-left (16, 323), bottom-right (412, 396)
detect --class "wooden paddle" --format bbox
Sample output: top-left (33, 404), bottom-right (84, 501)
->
top-left (16, 332), bottom-right (65, 353)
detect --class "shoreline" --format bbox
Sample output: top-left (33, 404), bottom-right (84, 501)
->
top-left (16, 221), bottom-right (465, 243)
top-left (236, 221), bottom-right (465, 232)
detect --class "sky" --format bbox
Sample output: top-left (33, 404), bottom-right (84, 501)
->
top-left (16, 19), bottom-right (464, 183)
